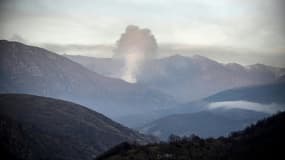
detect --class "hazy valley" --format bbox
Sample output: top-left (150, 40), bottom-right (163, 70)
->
top-left (1, 1), bottom-right (285, 158)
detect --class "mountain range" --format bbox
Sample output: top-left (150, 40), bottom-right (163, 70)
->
top-left (136, 80), bottom-right (285, 139)
top-left (66, 54), bottom-right (285, 102)
top-left (1, 40), bottom-right (284, 145)
top-left (0, 40), bottom-right (177, 120)
top-left (116, 80), bottom-right (285, 130)
top-left (204, 81), bottom-right (285, 104)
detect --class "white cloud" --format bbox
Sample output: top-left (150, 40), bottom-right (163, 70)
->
top-left (208, 100), bottom-right (284, 114)
top-left (0, 0), bottom-right (284, 65)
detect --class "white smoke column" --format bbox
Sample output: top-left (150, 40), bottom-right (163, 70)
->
top-left (113, 25), bottom-right (157, 83)
top-left (121, 49), bottom-right (145, 83)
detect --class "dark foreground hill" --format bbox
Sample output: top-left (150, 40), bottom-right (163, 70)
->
top-left (96, 111), bottom-right (285, 160)
top-left (0, 94), bottom-right (152, 160)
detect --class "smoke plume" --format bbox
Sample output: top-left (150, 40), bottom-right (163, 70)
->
top-left (113, 25), bottom-right (158, 83)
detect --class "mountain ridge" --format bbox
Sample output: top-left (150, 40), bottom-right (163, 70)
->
top-left (0, 40), bottom-right (177, 119)
top-left (65, 53), bottom-right (285, 102)
top-left (204, 81), bottom-right (285, 104)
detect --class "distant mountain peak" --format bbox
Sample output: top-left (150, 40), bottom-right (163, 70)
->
top-left (191, 54), bottom-right (219, 64)
top-left (248, 63), bottom-right (269, 69)
top-left (163, 54), bottom-right (219, 64)
top-left (225, 63), bottom-right (245, 71)
top-left (166, 54), bottom-right (189, 60)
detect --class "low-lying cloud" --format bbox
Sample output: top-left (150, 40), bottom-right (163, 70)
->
top-left (41, 43), bottom-right (114, 57)
top-left (208, 100), bottom-right (284, 114)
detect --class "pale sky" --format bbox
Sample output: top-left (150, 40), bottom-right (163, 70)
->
top-left (0, 0), bottom-right (285, 66)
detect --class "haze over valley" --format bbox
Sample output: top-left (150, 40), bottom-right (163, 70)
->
top-left (1, 0), bottom-right (285, 160)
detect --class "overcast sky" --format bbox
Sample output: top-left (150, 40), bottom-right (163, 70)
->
top-left (0, 0), bottom-right (285, 66)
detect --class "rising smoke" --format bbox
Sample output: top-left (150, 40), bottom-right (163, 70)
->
top-left (113, 25), bottom-right (158, 83)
